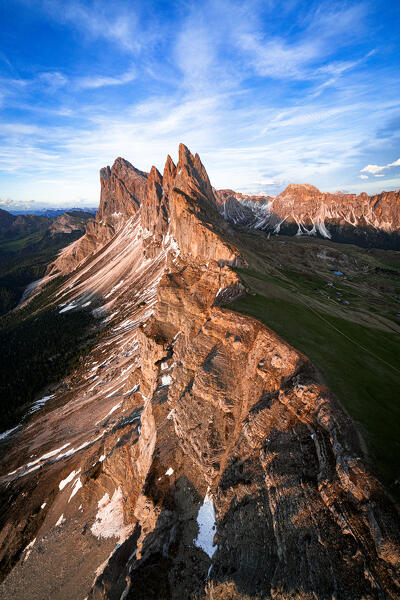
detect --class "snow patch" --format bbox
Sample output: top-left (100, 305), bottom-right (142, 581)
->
top-left (59, 469), bottom-right (81, 491)
top-left (91, 487), bottom-right (132, 542)
top-left (194, 490), bottom-right (217, 559)
top-left (59, 303), bottom-right (75, 313)
top-left (0, 425), bottom-right (19, 440)
top-left (55, 514), bottom-right (65, 527)
top-left (24, 537), bottom-right (36, 561)
top-left (69, 477), bottom-right (83, 502)
top-left (28, 395), bottom-right (54, 414)
top-left (104, 280), bottom-right (125, 299)
top-left (105, 401), bottom-right (122, 417)
top-left (316, 220), bottom-right (331, 239)
top-left (161, 374), bottom-right (171, 387)
top-left (165, 467), bottom-right (174, 476)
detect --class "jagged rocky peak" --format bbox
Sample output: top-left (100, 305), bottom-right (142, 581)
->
top-left (97, 156), bottom-right (148, 222)
top-left (1, 143), bottom-right (400, 600)
top-left (173, 142), bottom-right (217, 207)
top-left (138, 143), bottom-right (243, 266)
top-left (216, 174), bottom-right (400, 248)
top-left (162, 154), bottom-right (177, 192)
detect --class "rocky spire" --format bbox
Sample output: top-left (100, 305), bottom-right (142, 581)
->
top-left (97, 157), bottom-right (148, 223)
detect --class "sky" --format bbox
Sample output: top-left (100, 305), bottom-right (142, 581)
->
top-left (0, 0), bottom-right (399, 207)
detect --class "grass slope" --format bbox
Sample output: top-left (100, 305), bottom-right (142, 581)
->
top-left (229, 231), bottom-right (400, 501)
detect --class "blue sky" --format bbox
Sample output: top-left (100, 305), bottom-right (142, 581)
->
top-left (0, 0), bottom-right (399, 207)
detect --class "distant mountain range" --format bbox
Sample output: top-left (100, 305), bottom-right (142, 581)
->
top-left (0, 198), bottom-right (97, 216)
top-left (214, 183), bottom-right (400, 249)
top-left (0, 207), bottom-right (93, 315)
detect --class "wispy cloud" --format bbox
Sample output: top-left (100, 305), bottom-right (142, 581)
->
top-left (37, 0), bottom-right (143, 53)
top-left (76, 68), bottom-right (136, 89)
top-left (1, 0), bottom-right (400, 202)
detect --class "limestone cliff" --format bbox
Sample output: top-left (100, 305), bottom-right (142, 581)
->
top-left (0, 145), bottom-right (399, 600)
top-left (215, 183), bottom-right (400, 249)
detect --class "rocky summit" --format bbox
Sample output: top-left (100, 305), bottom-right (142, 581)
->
top-left (0, 144), bottom-right (399, 600)
top-left (216, 183), bottom-right (400, 249)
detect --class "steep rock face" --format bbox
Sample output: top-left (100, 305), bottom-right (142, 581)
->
top-left (216, 183), bottom-right (400, 248)
top-left (98, 158), bottom-right (148, 223)
top-left (272, 184), bottom-right (400, 234)
top-left (46, 158), bottom-right (148, 277)
top-left (0, 145), bottom-right (399, 600)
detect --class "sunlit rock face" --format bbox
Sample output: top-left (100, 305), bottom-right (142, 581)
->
top-left (0, 145), bottom-right (399, 600)
top-left (215, 183), bottom-right (400, 248)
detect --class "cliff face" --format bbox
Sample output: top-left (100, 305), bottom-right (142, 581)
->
top-left (215, 184), bottom-right (400, 248)
top-left (46, 158), bottom-right (148, 277)
top-left (98, 158), bottom-right (148, 223)
top-left (0, 145), bottom-right (399, 600)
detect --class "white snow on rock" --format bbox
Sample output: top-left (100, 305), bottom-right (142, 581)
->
top-left (104, 401), bottom-right (122, 418)
top-left (0, 425), bottom-right (20, 440)
top-left (59, 469), bottom-right (81, 490)
top-left (104, 280), bottom-right (125, 299)
top-left (194, 490), bottom-right (217, 559)
top-left (161, 374), bottom-right (171, 387)
top-left (91, 487), bottom-right (133, 542)
top-left (69, 477), bottom-right (83, 502)
top-left (7, 443), bottom-right (71, 477)
top-left (165, 467), bottom-right (174, 476)
top-left (28, 395), bottom-right (54, 414)
top-left (24, 537), bottom-right (36, 561)
top-left (59, 303), bottom-right (75, 313)
top-left (41, 503), bottom-right (46, 509)
top-left (55, 514), bottom-right (65, 527)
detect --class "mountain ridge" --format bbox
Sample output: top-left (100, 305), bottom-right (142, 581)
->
top-left (215, 182), bottom-right (400, 248)
top-left (0, 144), bottom-right (399, 600)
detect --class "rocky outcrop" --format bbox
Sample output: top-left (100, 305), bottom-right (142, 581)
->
top-left (0, 145), bottom-right (399, 600)
top-left (215, 183), bottom-right (400, 248)
top-left (98, 158), bottom-right (148, 223)
top-left (46, 158), bottom-right (148, 277)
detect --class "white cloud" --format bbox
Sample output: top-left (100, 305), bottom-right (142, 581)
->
top-left (360, 174), bottom-right (368, 180)
top-left (38, 71), bottom-right (68, 92)
top-left (360, 164), bottom-right (386, 174)
top-left (76, 68), bottom-right (136, 90)
top-left (360, 158), bottom-right (400, 174)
